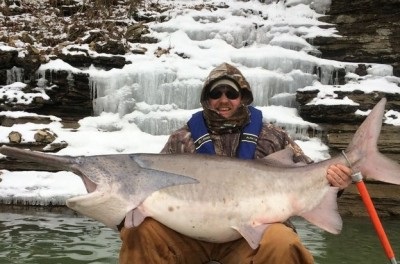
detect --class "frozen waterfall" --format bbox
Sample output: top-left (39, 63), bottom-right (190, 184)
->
top-left (86, 1), bottom-right (348, 139)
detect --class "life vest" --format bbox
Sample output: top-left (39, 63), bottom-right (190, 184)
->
top-left (187, 106), bottom-right (263, 159)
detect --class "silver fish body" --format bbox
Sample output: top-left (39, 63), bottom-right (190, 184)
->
top-left (128, 153), bottom-right (340, 248)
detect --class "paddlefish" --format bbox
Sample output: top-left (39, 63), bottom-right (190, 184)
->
top-left (1, 98), bottom-right (399, 249)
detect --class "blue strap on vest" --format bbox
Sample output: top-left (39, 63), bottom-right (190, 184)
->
top-left (187, 106), bottom-right (263, 159)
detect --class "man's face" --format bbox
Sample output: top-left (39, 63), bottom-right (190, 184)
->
top-left (207, 85), bottom-right (242, 118)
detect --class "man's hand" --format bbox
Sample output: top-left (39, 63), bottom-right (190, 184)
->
top-left (326, 164), bottom-right (352, 189)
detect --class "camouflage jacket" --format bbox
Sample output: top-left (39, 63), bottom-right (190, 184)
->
top-left (160, 122), bottom-right (312, 164)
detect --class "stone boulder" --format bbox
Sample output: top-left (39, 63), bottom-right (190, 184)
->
top-left (8, 131), bottom-right (22, 144)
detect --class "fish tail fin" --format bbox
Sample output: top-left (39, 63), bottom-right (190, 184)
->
top-left (345, 98), bottom-right (400, 185)
top-left (0, 145), bottom-right (75, 170)
top-left (363, 152), bottom-right (400, 184)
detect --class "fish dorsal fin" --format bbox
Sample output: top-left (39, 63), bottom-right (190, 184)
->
top-left (300, 187), bottom-right (342, 234)
top-left (121, 166), bottom-right (199, 215)
top-left (232, 223), bottom-right (270, 249)
top-left (256, 147), bottom-right (306, 167)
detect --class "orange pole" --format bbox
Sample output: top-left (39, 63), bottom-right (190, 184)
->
top-left (352, 172), bottom-right (397, 264)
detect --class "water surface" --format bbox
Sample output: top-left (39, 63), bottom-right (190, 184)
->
top-left (0, 208), bottom-right (399, 264)
top-left (0, 208), bottom-right (120, 264)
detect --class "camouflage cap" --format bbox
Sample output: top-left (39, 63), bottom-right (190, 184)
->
top-left (201, 63), bottom-right (254, 107)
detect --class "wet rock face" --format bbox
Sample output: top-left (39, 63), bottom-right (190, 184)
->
top-left (314, 0), bottom-right (400, 77)
top-left (0, 62), bottom-right (92, 121)
top-left (0, 47), bottom-right (44, 85)
top-left (35, 69), bottom-right (93, 120)
top-left (297, 90), bottom-right (400, 163)
top-left (57, 46), bottom-right (128, 70)
top-left (339, 182), bottom-right (400, 217)
top-left (0, 49), bottom-right (18, 69)
top-left (297, 91), bottom-right (400, 123)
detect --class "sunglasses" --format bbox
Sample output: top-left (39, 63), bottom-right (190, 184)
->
top-left (208, 87), bottom-right (240, 100)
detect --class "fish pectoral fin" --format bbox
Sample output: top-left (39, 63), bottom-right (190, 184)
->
top-left (232, 223), bottom-right (270, 249)
top-left (300, 187), bottom-right (342, 234)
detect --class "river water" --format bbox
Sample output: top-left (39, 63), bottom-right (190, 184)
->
top-left (0, 208), bottom-right (399, 264)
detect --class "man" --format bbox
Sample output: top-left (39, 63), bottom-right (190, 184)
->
top-left (119, 63), bottom-right (352, 263)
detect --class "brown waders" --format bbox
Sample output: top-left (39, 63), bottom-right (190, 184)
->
top-left (119, 218), bottom-right (314, 264)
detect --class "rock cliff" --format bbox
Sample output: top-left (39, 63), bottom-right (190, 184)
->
top-left (313, 0), bottom-right (400, 77)
top-left (302, 0), bottom-right (400, 217)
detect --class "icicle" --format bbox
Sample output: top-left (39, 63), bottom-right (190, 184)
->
top-left (6, 66), bottom-right (23, 84)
